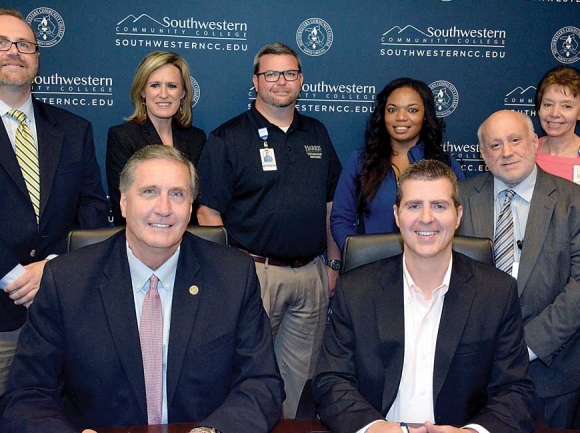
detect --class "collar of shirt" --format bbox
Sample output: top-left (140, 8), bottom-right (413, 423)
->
top-left (402, 253), bottom-right (452, 301)
top-left (0, 94), bottom-right (34, 118)
top-left (0, 95), bottom-right (37, 149)
top-left (126, 243), bottom-right (180, 296)
top-left (493, 165), bottom-right (537, 205)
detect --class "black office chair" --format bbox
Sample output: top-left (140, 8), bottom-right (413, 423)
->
top-left (67, 225), bottom-right (228, 252)
top-left (341, 233), bottom-right (493, 274)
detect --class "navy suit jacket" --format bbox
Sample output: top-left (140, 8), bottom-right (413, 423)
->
top-left (313, 253), bottom-right (535, 433)
top-left (0, 98), bottom-right (109, 331)
top-left (458, 168), bottom-right (580, 398)
top-left (0, 231), bottom-right (284, 432)
top-left (106, 119), bottom-right (206, 225)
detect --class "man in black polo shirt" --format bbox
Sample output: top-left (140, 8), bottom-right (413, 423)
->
top-left (197, 42), bottom-right (342, 418)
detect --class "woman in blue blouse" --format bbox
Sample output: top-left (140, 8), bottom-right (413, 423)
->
top-left (331, 77), bottom-right (465, 251)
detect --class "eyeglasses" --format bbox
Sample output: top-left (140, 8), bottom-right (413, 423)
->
top-left (0, 38), bottom-right (38, 54)
top-left (256, 70), bottom-right (301, 82)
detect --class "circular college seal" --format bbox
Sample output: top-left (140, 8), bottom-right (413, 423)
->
top-left (190, 76), bottom-right (201, 108)
top-left (429, 80), bottom-right (459, 118)
top-left (551, 26), bottom-right (580, 64)
top-left (296, 18), bottom-right (333, 57)
top-left (26, 7), bottom-right (65, 48)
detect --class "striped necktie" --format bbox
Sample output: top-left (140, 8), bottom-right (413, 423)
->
top-left (9, 110), bottom-right (40, 222)
top-left (494, 189), bottom-right (516, 274)
top-left (140, 274), bottom-right (163, 425)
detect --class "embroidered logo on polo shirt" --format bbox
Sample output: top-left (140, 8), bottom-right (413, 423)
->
top-left (304, 145), bottom-right (322, 159)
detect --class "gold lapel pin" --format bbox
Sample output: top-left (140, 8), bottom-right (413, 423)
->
top-left (189, 285), bottom-right (199, 295)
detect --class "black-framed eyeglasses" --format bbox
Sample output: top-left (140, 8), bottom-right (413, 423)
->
top-left (0, 38), bottom-right (38, 54)
top-left (256, 70), bottom-right (301, 82)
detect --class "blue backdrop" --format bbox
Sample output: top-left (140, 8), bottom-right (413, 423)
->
top-left (13, 0), bottom-right (580, 188)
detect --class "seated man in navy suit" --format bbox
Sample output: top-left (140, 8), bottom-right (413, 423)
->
top-left (0, 145), bottom-right (284, 433)
top-left (313, 160), bottom-right (535, 433)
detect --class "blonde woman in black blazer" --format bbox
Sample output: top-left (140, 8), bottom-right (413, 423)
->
top-left (107, 51), bottom-right (205, 225)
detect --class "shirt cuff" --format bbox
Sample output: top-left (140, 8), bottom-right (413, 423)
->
top-left (0, 263), bottom-right (27, 290)
top-left (528, 346), bottom-right (538, 362)
top-left (356, 420), bottom-right (385, 433)
top-left (463, 423), bottom-right (490, 433)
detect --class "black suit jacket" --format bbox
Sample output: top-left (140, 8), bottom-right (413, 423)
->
top-left (0, 231), bottom-right (284, 432)
top-left (106, 119), bottom-right (206, 224)
top-left (458, 168), bottom-right (580, 398)
top-left (0, 98), bottom-right (109, 331)
top-left (313, 253), bottom-right (535, 433)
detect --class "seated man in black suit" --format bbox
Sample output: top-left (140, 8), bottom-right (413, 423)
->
top-left (313, 160), bottom-right (535, 433)
top-left (0, 145), bottom-right (284, 433)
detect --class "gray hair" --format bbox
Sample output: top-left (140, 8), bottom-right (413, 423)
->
top-left (477, 110), bottom-right (534, 145)
top-left (119, 145), bottom-right (197, 200)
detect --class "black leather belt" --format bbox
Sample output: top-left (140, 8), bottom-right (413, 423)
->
top-left (242, 251), bottom-right (316, 268)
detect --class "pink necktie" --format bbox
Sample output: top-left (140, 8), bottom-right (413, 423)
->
top-left (140, 274), bottom-right (163, 425)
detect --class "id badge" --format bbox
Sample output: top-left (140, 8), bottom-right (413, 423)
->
top-left (574, 165), bottom-right (580, 185)
top-left (260, 148), bottom-right (277, 171)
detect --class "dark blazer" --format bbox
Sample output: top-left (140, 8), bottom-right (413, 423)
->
top-left (0, 231), bottom-right (284, 432)
top-left (106, 119), bottom-right (206, 224)
top-left (458, 168), bottom-right (580, 399)
top-left (0, 98), bottom-right (109, 332)
top-left (313, 252), bottom-right (535, 433)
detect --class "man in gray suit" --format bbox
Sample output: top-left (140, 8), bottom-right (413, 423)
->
top-left (458, 109), bottom-right (580, 429)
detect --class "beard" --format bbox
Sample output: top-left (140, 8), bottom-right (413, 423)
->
top-left (257, 89), bottom-right (300, 108)
top-left (0, 54), bottom-right (38, 88)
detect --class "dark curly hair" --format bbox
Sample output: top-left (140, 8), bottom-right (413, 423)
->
top-left (356, 77), bottom-right (449, 217)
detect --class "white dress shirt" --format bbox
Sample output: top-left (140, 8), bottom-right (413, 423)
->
top-left (127, 243), bottom-right (180, 424)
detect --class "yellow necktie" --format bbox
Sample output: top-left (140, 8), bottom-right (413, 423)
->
top-left (9, 109), bottom-right (40, 222)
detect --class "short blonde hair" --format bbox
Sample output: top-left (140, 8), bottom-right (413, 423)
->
top-left (125, 51), bottom-right (193, 127)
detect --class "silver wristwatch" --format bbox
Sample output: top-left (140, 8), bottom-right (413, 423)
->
top-left (327, 259), bottom-right (342, 271)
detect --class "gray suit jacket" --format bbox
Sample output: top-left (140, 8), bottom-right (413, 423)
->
top-left (458, 168), bottom-right (580, 398)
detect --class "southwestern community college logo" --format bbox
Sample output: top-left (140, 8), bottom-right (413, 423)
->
top-left (296, 18), bottom-right (333, 56)
top-left (26, 7), bottom-right (65, 48)
top-left (504, 86), bottom-right (536, 114)
top-left (551, 26), bottom-right (580, 64)
top-left (190, 76), bottom-right (201, 108)
top-left (429, 80), bottom-right (459, 118)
